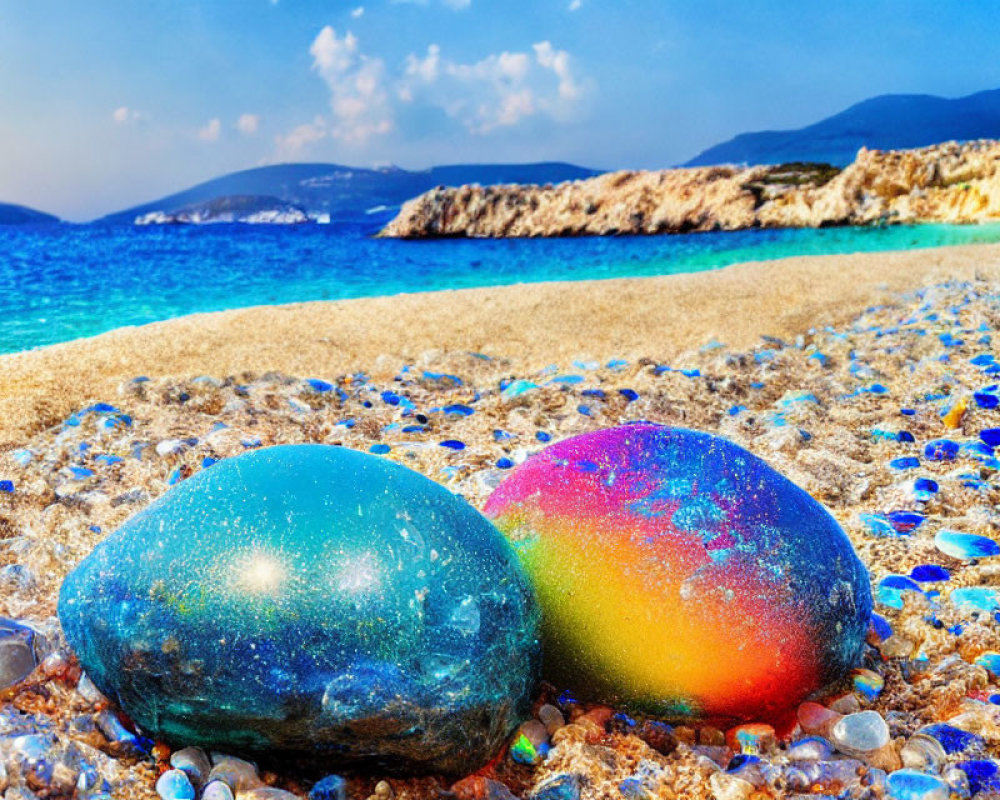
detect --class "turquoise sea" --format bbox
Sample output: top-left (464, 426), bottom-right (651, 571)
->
top-left (3, 218), bottom-right (1000, 355)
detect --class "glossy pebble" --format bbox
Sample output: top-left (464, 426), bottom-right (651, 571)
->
top-left (951, 587), bottom-right (1000, 612)
top-left (59, 444), bottom-right (540, 773)
top-left (483, 424), bottom-right (872, 721)
top-left (885, 769), bottom-right (949, 800)
top-left (830, 710), bottom-right (890, 755)
top-left (935, 530), bottom-right (1000, 560)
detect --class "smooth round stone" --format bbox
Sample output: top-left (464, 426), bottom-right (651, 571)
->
top-left (156, 770), bottom-right (196, 800)
top-left (59, 445), bottom-right (540, 773)
top-left (831, 711), bottom-right (890, 755)
top-left (483, 424), bottom-right (872, 721)
top-left (934, 530), bottom-right (1000, 560)
top-left (885, 769), bottom-right (949, 800)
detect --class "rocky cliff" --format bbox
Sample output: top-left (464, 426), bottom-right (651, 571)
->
top-left (380, 140), bottom-right (1000, 238)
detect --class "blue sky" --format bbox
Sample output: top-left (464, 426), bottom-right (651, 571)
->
top-left (2, 1), bottom-right (999, 221)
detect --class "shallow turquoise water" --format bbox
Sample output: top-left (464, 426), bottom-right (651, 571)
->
top-left (2, 220), bottom-right (1000, 354)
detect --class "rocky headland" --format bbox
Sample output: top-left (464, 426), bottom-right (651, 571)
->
top-left (380, 139), bottom-right (1000, 238)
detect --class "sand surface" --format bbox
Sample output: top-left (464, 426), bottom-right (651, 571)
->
top-left (3, 241), bottom-right (1000, 798)
top-left (2, 241), bottom-right (1000, 448)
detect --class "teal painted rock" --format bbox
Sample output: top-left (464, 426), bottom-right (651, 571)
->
top-left (58, 445), bottom-right (540, 773)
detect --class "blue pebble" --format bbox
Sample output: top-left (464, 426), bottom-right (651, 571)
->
top-left (306, 379), bottom-right (334, 393)
top-left (869, 613), bottom-right (893, 642)
top-left (167, 469), bottom-right (182, 486)
top-left (922, 724), bottom-right (984, 754)
top-left (581, 389), bottom-right (605, 399)
top-left (728, 405), bottom-right (746, 416)
top-left (935, 530), bottom-right (1000, 560)
top-left (924, 439), bottom-right (960, 461)
top-left (727, 754), bottom-right (761, 773)
top-left (536, 431), bottom-right (552, 443)
top-left (898, 431), bottom-right (915, 443)
top-left (368, 444), bottom-right (391, 455)
top-left (886, 510), bottom-right (925, 533)
top-left (155, 770), bottom-right (195, 800)
top-left (201, 457), bottom-right (217, 468)
top-left (619, 389), bottom-right (639, 402)
top-left (497, 458), bottom-right (514, 470)
top-left (970, 354), bottom-right (996, 367)
top-left (859, 513), bottom-right (899, 537)
top-left (910, 565), bottom-right (950, 582)
top-left (70, 467), bottom-right (95, 480)
top-left (309, 774), bottom-right (347, 800)
top-left (577, 405), bottom-right (592, 416)
top-left (443, 404), bottom-right (475, 417)
top-left (889, 457), bottom-right (920, 471)
top-left (493, 430), bottom-right (516, 442)
top-left (885, 769), bottom-right (950, 800)
top-left (439, 440), bottom-right (466, 451)
top-left (531, 774), bottom-right (582, 800)
top-left (980, 428), bottom-right (1000, 448)
top-left (913, 477), bottom-right (939, 494)
top-left (974, 392), bottom-right (999, 409)
top-left (956, 760), bottom-right (1000, 796)
top-left (549, 375), bottom-right (584, 385)
top-left (0, 480), bottom-right (13, 493)
top-left (951, 587), bottom-right (1000, 612)
top-left (617, 778), bottom-right (647, 800)
top-left (877, 575), bottom-right (923, 609)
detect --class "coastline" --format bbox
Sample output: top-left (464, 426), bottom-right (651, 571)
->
top-left (3, 239), bottom-right (1000, 447)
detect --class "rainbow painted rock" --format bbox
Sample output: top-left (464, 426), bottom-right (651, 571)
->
top-left (59, 445), bottom-right (540, 773)
top-left (483, 424), bottom-right (871, 722)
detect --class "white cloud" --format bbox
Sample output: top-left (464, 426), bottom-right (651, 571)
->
top-left (568, 0), bottom-right (582, 9)
top-left (236, 113), bottom-right (261, 135)
top-left (309, 26), bottom-right (392, 143)
top-left (399, 41), bottom-right (585, 133)
top-left (112, 106), bottom-right (145, 124)
top-left (533, 41), bottom-right (582, 101)
top-left (198, 118), bottom-right (222, 142)
top-left (275, 116), bottom-right (328, 158)
top-left (276, 28), bottom-right (586, 156)
top-left (351, 6), bottom-right (365, 17)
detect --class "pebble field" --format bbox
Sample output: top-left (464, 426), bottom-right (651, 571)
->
top-left (3, 279), bottom-right (1000, 800)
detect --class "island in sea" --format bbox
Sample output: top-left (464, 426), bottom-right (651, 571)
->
top-left (379, 140), bottom-right (1000, 238)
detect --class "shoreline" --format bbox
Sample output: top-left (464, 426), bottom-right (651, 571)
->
top-left (3, 239), bottom-right (1000, 447)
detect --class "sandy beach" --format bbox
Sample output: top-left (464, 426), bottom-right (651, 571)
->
top-left (4, 241), bottom-right (1000, 449)
top-left (3, 241), bottom-right (1000, 799)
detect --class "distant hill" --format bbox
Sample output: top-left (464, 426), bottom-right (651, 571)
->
top-left (98, 162), bottom-right (599, 225)
top-left (685, 88), bottom-right (1000, 167)
top-left (0, 202), bottom-right (59, 225)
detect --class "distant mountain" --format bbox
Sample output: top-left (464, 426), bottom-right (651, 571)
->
top-left (98, 162), bottom-right (599, 225)
top-left (0, 202), bottom-right (59, 225)
top-left (685, 88), bottom-right (1000, 167)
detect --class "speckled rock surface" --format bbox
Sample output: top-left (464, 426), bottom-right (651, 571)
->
top-left (58, 444), bottom-right (540, 773)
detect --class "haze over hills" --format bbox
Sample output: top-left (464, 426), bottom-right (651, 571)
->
top-left (98, 162), bottom-right (600, 225)
top-left (0, 202), bottom-right (60, 225)
top-left (685, 88), bottom-right (1000, 167)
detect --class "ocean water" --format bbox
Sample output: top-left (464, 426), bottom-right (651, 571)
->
top-left (3, 219), bottom-right (1000, 355)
